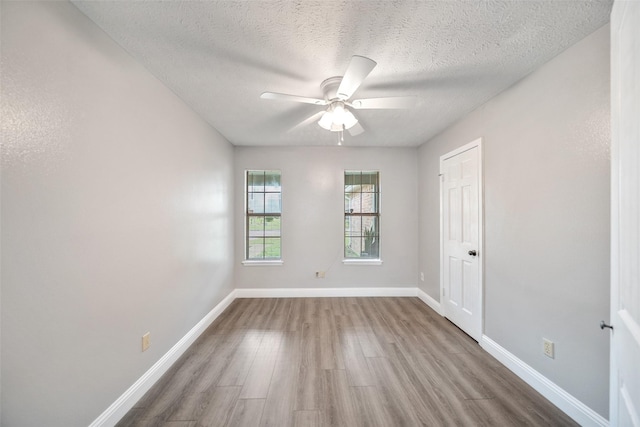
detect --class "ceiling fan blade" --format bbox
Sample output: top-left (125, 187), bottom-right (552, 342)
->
top-left (350, 96), bottom-right (418, 109)
top-left (261, 92), bottom-right (327, 106)
top-left (347, 122), bottom-right (365, 136)
top-left (337, 56), bottom-right (377, 100)
top-left (287, 110), bottom-right (325, 133)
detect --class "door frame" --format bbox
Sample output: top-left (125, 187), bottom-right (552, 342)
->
top-left (439, 137), bottom-right (484, 340)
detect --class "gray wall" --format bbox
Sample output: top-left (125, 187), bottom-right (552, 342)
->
top-left (234, 146), bottom-right (418, 289)
top-left (417, 25), bottom-right (611, 416)
top-left (0, 2), bottom-right (235, 426)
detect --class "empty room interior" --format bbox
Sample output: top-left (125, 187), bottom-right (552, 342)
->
top-left (2, 1), bottom-right (639, 426)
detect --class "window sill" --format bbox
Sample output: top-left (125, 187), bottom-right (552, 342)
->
top-left (342, 259), bottom-right (383, 266)
top-left (242, 260), bottom-right (283, 267)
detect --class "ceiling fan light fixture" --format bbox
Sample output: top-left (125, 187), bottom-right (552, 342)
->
top-left (318, 101), bottom-right (358, 131)
top-left (332, 102), bottom-right (346, 125)
top-left (342, 110), bottom-right (358, 129)
top-left (330, 122), bottom-right (343, 132)
top-left (318, 111), bottom-right (334, 130)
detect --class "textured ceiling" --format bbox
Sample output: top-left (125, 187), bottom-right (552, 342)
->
top-left (72, 0), bottom-right (612, 147)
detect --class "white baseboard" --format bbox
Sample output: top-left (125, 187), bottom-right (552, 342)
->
top-left (416, 288), bottom-right (443, 316)
top-left (481, 335), bottom-right (609, 427)
top-left (89, 290), bottom-right (237, 427)
top-left (234, 287), bottom-right (418, 298)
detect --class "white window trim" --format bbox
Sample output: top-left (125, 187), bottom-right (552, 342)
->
top-left (342, 259), bottom-right (383, 266)
top-left (242, 260), bottom-right (284, 266)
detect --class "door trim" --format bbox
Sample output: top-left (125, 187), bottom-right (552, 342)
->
top-left (439, 137), bottom-right (484, 339)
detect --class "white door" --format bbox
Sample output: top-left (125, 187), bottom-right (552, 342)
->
top-left (441, 139), bottom-right (482, 341)
top-left (610, 1), bottom-right (640, 426)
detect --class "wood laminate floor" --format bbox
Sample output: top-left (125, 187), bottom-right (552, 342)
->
top-left (117, 297), bottom-right (578, 427)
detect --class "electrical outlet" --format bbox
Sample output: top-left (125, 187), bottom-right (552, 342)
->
top-left (420, 272), bottom-right (425, 281)
top-left (315, 271), bottom-right (325, 278)
top-left (142, 332), bottom-right (151, 352)
top-left (543, 338), bottom-right (554, 359)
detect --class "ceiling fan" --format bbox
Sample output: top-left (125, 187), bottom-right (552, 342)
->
top-left (260, 55), bottom-right (418, 137)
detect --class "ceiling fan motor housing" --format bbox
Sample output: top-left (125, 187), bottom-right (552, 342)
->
top-left (320, 76), bottom-right (344, 101)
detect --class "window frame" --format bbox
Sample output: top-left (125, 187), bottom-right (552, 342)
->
top-left (343, 170), bottom-right (381, 263)
top-left (244, 170), bottom-right (282, 264)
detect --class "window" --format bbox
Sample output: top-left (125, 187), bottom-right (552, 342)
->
top-left (246, 170), bottom-right (281, 260)
top-left (344, 171), bottom-right (380, 259)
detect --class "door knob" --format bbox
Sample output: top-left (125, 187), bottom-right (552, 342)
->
top-left (600, 321), bottom-right (613, 331)
top-left (468, 250), bottom-right (477, 256)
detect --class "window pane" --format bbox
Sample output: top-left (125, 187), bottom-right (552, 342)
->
top-left (362, 216), bottom-right (379, 257)
top-left (247, 192), bottom-right (264, 213)
top-left (264, 216), bottom-right (281, 236)
top-left (345, 192), bottom-right (359, 213)
top-left (265, 171), bottom-right (281, 192)
top-left (345, 235), bottom-right (361, 258)
top-left (362, 216), bottom-right (378, 235)
top-left (345, 216), bottom-right (362, 237)
top-left (345, 171), bottom-right (361, 187)
top-left (263, 238), bottom-right (281, 258)
top-left (360, 193), bottom-right (378, 213)
top-left (248, 216), bottom-right (264, 237)
top-left (248, 237), bottom-right (265, 259)
top-left (361, 171), bottom-right (377, 187)
top-left (362, 172), bottom-right (378, 193)
top-left (248, 171), bottom-right (265, 192)
top-left (265, 193), bottom-right (281, 213)
top-left (360, 236), bottom-right (379, 258)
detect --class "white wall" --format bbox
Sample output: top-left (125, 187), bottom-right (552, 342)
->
top-left (418, 25), bottom-right (611, 417)
top-left (0, 2), bottom-right (234, 426)
top-left (234, 146), bottom-right (418, 289)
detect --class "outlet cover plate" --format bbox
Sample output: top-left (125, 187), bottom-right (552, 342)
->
top-left (142, 332), bottom-right (151, 352)
top-left (543, 338), bottom-right (554, 358)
